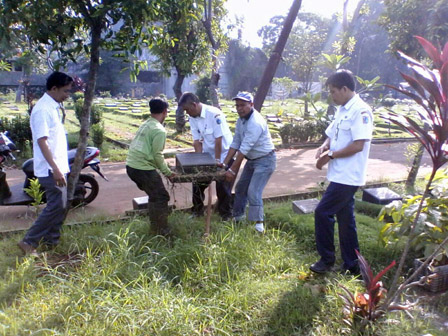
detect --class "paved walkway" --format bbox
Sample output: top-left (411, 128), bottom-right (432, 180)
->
top-left (0, 142), bottom-right (432, 232)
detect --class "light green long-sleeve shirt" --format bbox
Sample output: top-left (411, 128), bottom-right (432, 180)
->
top-left (126, 117), bottom-right (172, 176)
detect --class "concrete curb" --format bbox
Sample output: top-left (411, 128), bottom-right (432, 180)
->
top-left (123, 180), bottom-right (407, 218)
top-left (277, 137), bottom-right (416, 149)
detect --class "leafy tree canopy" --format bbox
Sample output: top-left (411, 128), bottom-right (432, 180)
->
top-left (150, 0), bottom-right (211, 77)
top-left (0, 0), bottom-right (164, 74)
top-left (379, 0), bottom-right (448, 58)
top-left (283, 13), bottom-right (334, 88)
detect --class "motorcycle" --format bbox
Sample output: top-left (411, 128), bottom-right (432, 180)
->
top-left (0, 131), bottom-right (108, 207)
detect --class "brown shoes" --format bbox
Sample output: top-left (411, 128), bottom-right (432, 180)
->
top-left (18, 240), bottom-right (38, 257)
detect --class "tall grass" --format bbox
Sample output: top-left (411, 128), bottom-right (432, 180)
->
top-left (0, 202), bottom-right (445, 335)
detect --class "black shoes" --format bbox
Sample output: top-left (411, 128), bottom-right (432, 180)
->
top-left (340, 264), bottom-right (360, 276)
top-left (310, 259), bottom-right (361, 276)
top-left (309, 259), bottom-right (334, 274)
top-left (18, 240), bottom-right (38, 257)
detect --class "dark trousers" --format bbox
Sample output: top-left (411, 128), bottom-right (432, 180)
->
top-left (192, 179), bottom-right (233, 219)
top-left (24, 173), bottom-right (67, 247)
top-left (314, 182), bottom-right (359, 269)
top-left (126, 166), bottom-right (169, 208)
top-left (126, 166), bottom-right (171, 233)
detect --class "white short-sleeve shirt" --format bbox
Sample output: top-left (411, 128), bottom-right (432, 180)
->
top-left (188, 104), bottom-right (233, 162)
top-left (325, 94), bottom-right (373, 186)
top-left (30, 93), bottom-right (69, 177)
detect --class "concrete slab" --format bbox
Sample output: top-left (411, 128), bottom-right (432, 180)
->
top-left (292, 198), bottom-right (320, 214)
top-left (133, 196), bottom-right (148, 210)
top-left (362, 187), bottom-right (402, 205)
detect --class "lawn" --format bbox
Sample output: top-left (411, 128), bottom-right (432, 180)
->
top-left (0, 200), bottom-right (446, 335)
top-left (0, 93), bottom-right (414, 162)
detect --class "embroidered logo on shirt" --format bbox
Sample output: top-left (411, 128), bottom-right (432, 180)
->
top-left (361, 111), bottom-right (369, 124)
top-left (216, 118), bottom-right (222, 125)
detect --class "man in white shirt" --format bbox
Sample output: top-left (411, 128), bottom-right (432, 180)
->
top-left (179, 92), bottom-right (234, 220)
top-left (311, 70), bottom-right (373, 275)
top-left (18, 72), bottom-right (73, 255)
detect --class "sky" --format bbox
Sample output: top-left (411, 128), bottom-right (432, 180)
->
top-left (224, 0), bottom-right (359, 47)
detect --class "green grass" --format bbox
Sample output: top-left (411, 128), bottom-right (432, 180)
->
top-left (0, 201), bottom-right (445, 335)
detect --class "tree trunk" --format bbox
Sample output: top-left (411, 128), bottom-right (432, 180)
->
top-left (202, 0), bottom-right (221, 109)
top-left (304, 100), bottom-right (309, 116)
top-left (65, 20), bottom-right (101, 214)
top-left (254, 0), bottom-right (302, 112)
top-left (341, 0), bottom-right (366, 56)
top-left (15, 70), bottom-right (26, 103)
top-left (405, 142), bottom-right (424, 191)
top-left (209, 54), bottom-right (220, 108)
top-left (173, 70), bottom-right (186, 133)
top-left (15, 82), bottom-right (23, 103)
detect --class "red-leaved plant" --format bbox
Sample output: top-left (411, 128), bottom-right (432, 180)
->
top-left (380, 36), bottom-right (448, 306)
top-left (338, 251), bottom-right (406, 332)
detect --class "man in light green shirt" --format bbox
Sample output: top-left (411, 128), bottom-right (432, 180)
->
top-left (126, 98), bottom-right (175, 235)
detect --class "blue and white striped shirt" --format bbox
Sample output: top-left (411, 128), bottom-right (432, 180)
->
top-left (230, 109), bottom-right (274, 160)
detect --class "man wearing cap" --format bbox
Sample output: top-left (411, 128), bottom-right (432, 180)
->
top-left (311, 69), bottom-right (373, 275)
top-left (178, 92), bottom-right (234, 220)
top-left (221, 91), bottom-right (276, 233)
top-left (126, 97), bottom-right (176, 236)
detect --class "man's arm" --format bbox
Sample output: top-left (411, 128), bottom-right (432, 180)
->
top-left (316, 139), bottom-right (366, 170)
top-left (331, 140), bottom-right (366, 158)
top-left (224, 150), bottom-right (245, 182)
top-left (315, 138), bottom-right (331, 159)
top-left (37, 137), bottom-right (66, 186)
top-left (214, 136), bottom-right (222, 162)
top-left (152, 132), bottom-right (173, 177)
top-left (193, 140), bottom-right (203, 153)
top-left (222, 147), bottom-right (237, 167)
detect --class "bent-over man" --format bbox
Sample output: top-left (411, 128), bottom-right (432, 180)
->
top-left (222, 92), bottom-right (276, 233)
top-left (126, 98), bottom-right (175, 236)
top-left (179, 92), bottom-right (234, 221)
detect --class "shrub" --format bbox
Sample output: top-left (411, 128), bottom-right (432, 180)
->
top-left (72, 91), bottom-right (84, 103)
top-left (0, 115), bottom-right (32, 152)
top-left (381, 97), bottom-right (396, 108)
top-left (194, 75), bottom-right (211, 104)
top-left (74, 98), bottom-right (103, 125)
top-left (279, 123), bottom-right (294, 144)
top-left (379, 169), bottom-right (448, 264)
top-left (99, 91), bottom-right (111, 98)
top-left (91, 122), bottom-right (105, 148)
top-left (279, 119), bottom-right (329, 144)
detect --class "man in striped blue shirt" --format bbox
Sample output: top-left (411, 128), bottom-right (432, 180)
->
top-left (222, 92), bottom-right (276, 233)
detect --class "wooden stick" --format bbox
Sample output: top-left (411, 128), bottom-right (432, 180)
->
top-left (204, 183), bottom-right (212, 238)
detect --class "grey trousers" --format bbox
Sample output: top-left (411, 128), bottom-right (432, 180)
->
top-left (24, 173), bottom-right (67, 247)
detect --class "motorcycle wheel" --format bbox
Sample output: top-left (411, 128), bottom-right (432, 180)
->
top-left (72, 174), bottom-right (99, 206)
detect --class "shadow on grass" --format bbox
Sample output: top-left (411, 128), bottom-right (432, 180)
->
top-left (263, 282), bottom-right (324, 335)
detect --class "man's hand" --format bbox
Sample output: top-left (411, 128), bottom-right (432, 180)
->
top-left (53, 167), bottom-right (66, 187)
top-left (315, 144), bottom-right (329, 159)
top-left (224, 169), bottom-right (236, 182)
top-left (216, 161), bottom-right (227, 169)
top-left (167, 172), bottom-right (177, 183)
top-left (316, 154), bottom-right (331, 170)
